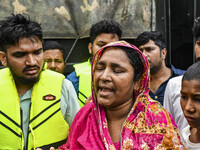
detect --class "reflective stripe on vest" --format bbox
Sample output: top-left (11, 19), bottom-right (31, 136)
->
top-left (74, 60), bottom-right (91, 107)
top-left (0, 68), bottom-right (23, 149)
top-left (0, 68), bottom-right (69, 149)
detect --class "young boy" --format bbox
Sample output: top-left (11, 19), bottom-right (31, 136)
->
top-left (180, 61), bottom-right (200, 149)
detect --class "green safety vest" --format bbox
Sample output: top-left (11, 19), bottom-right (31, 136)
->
top-left (0, 68), bottom-right (69, 150)
top-left (74, 59), bottom-right (91, 107)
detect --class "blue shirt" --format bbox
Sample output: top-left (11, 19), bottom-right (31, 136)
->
top-left (66, 71), bottom-right (79, 95)
top-left (149, 65), bottom-right (185, 105)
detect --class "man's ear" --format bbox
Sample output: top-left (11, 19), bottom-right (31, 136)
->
top-left (161, 48), bottom-right (167, 60)
top-left (0, 51), bottom-right (7, 66)
top-left (88, 43), bottom-right (92, 54)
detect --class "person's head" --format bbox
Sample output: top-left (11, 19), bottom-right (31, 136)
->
top-left (91, 41), bottom-right (149, 109)
top-left (43, 41), bottom-right (66, 74)
top-left (134, 31), bottom-right (167, 74)
top-left (193, 17), bottom-right (200, 62)
top-left (181, 62), bottom-right (200, 128)
top-left (0, 13), bottom-right (43, 85)
top-left (88, 20), bottom-right (122, 57)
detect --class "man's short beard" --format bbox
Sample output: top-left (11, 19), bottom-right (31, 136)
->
top-left (150, 63), bottom-right (162, 74)
top-left (5, 52), bottom-right (44, 85)
top-left (13, 75), bottom-right (40, 85)
top-left (7, 62), bottom-right (44, 85)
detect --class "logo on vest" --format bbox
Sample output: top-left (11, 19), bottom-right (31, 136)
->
top-left (43, 94), bottom-right (56, 101)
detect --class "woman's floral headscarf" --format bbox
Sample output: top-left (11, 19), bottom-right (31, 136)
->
top-left (90, 41), bottom-right (185, 150)
top-left (59, 41), bottom-right (185, 150)
top-left (91, 40), bottom-right (150, 104)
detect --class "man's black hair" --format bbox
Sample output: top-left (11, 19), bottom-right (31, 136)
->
top-left (0, 13), bottom-right (43, 52)
top-left (182, 61), bottom-right (200, 81)
top-left (89, 20), bottom-right (122, 44)
top-left (43, 41), bottom-right (65, 59)
top-left (134, 31), bottom-right (166, 51)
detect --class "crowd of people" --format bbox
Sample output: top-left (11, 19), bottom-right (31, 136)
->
top-left (0, 13), bottom-right (200, 150)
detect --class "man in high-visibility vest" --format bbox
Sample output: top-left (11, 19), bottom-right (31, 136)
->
top-left (0, 14), bottom-right (80, 150)
top-left (67, 20), bottom-right (123, 107)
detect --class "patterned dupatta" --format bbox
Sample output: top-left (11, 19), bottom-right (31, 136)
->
top-left (91, 41), bottom-right (185, 150)
top-left (59, 41), bottom-right (185, 150)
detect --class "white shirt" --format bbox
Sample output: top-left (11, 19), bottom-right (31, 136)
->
top-left (182, 125), bottom-right (200, 150)
top-left (163, 76), bottom-right (188, 131)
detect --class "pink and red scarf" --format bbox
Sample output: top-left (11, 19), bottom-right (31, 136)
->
top-left (59, 41), bottom-right (185, 150)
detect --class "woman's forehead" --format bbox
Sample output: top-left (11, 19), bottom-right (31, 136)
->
top-left (99, 47), bottom-right (128, 61)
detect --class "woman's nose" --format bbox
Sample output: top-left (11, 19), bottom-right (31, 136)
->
top-left (100, 69), bottom-right (111, 81)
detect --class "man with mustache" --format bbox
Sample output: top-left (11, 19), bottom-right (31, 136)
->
top-left (43, 41), bottom-right (66, 75)
top-left (0, 14), bottom-right (80, 150)
top-left (134, 31), bottom-right (185, 106)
